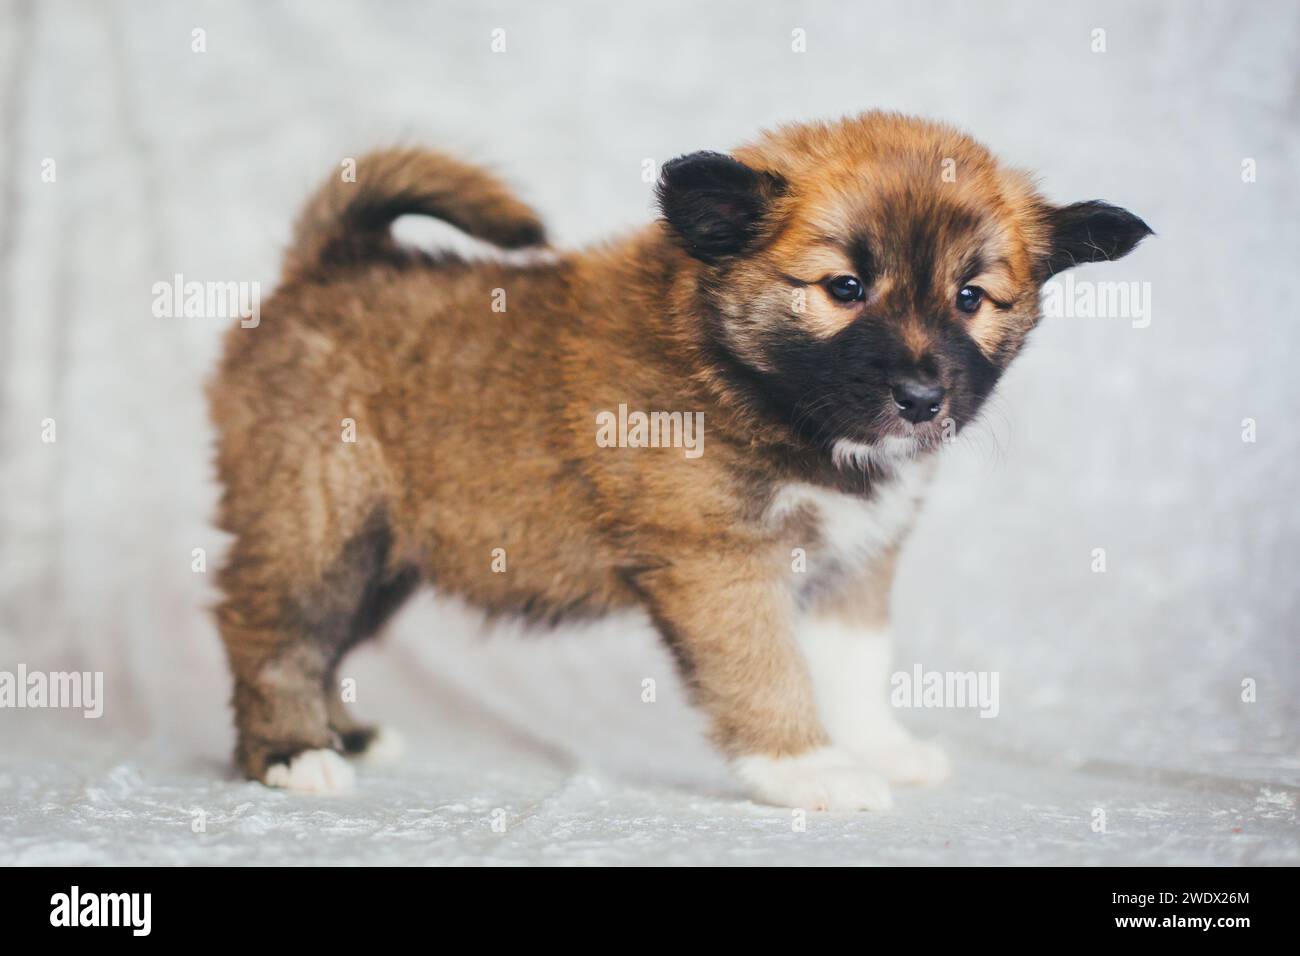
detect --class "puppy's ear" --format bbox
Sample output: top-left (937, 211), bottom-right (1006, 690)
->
top-left (656, 151), bottom-right (786, 264)
top-left (1044, 201), bottom-right (1153, 277)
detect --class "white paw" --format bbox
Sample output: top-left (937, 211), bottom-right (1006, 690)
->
top-left (264, 748), bottom-right (355, 794)
top-left (732, 747), bottom-right (893, 811)
top-left (859, 737), bottom-right (951, 786)
top-left (359, 725), bottom-right (405, 765)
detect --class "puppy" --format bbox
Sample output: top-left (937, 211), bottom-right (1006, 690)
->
top-left (209, 111), bottom-right (1150, 807)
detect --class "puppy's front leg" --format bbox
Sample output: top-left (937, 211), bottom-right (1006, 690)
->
top-left (799, 554), bottom-right (951, 786)
top-left (635, 552), bottom-right (892, 811)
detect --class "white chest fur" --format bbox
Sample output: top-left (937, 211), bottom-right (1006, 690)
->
top-left (766, 457), bottom-right (934, 585)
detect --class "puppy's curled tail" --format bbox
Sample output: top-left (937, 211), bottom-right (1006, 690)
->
top-left (284, 148), bottom-right (547, 279)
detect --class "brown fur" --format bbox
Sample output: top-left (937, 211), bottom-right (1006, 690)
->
top-left (209, 112), bottom-right (1150, 782)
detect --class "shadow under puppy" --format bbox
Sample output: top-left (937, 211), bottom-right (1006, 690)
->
top-left (209, 111), bottom-right (1150, 808)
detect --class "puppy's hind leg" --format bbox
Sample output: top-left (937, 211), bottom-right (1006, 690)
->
top-left (217, 508), bottom-right (414, 792)
top-left (325, 564), bottom-right (421, 763)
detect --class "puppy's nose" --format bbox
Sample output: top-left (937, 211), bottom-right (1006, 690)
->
top-left (891, 380), bottom-right (945, 424)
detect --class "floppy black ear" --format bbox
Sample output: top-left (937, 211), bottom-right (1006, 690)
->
top-left (655, 151), bottom-right (786, 264)
top-left (1045, 201), bottom-right (1153, 277)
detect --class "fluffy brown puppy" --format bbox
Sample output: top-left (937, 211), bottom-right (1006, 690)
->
top-left (209, 112), bottom-right (1150, 807)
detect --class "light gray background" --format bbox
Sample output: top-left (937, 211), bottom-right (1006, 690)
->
top-left (0, 0), bottom-right (1296, 864)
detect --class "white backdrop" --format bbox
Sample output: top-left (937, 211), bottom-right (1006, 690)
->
top-left (0, 0), bottom-right (1296, 864)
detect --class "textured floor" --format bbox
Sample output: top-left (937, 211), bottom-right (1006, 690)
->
top-left (0, 0), bottom-right (1297, 865)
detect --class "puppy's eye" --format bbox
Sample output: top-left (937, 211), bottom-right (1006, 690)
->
top-left (825, 275), bottom-right (864, 303)
top-left (956, 285), bottom-right (984, 314)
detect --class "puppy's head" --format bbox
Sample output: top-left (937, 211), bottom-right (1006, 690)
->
top-left (657, 111), bottom-right (1151, 466)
